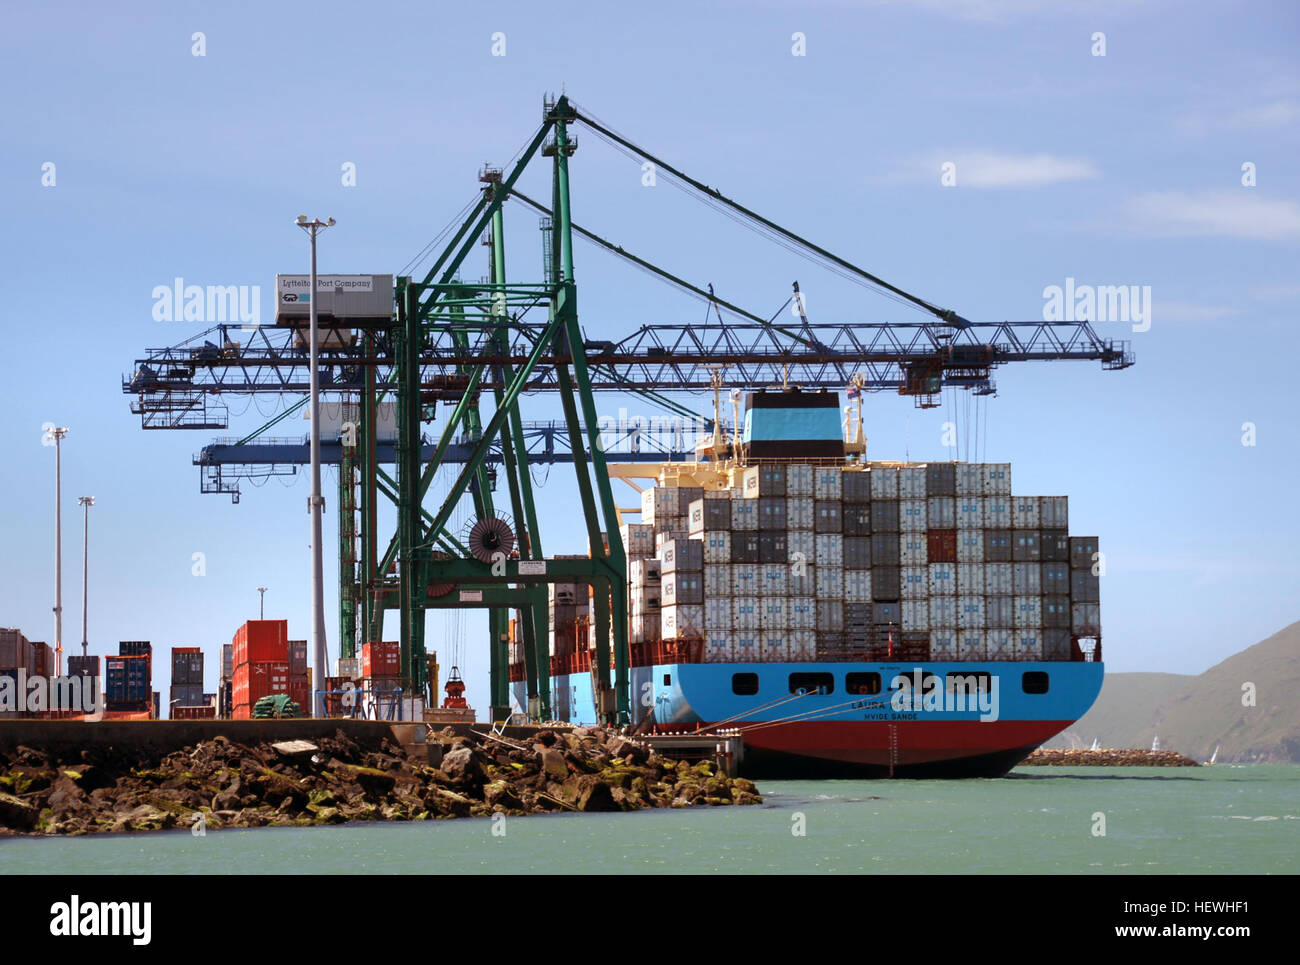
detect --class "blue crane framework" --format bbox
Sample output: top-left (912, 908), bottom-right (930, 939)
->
top-left (123, 95), bottom-right (1134, 725)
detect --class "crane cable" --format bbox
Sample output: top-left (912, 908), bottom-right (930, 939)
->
top-left (570, 102), bottom-right (966, 324)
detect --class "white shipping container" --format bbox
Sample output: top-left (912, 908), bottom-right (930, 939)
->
top-left (983, 497), bottom-right (1011, 529)
top-left (785, 496), bottom-right (815, 530)
top-left (814, 467), bottom-right (843, 499)
top-left (701, 530), bottom-right (731, 564)
top-left (902, 600), bottom-right (930, 631)
top-left (984, 595), bottom-right (1014, 628)
top-left (1071, 603), bottom-right (1101, 635)
top-left (760, 565), bottom-right (788, 597)
top-left (899, 566), bottom-right (927, 600)
top-left (958, 596), bottom-right (985, 629)
top-left (956, 463), bottom-right (983, 496)
top-left (955, 496), bottom-right (984, 530)
top-left (786, 464), bottom-right (814, 496)
top-left (984, 562), bottom-right (1012, 595)
top-left (816, 565), bottom-right (843, 598)
top-left (703, 563), bottom-right (731, 596)
top-left (641, 487), bottom-right (676, 524)
top-left (631, 614), bottom-right (659, 643)
top-left (630, 585), bottom-right (661, 614)
top-left (788, 563), bottom-right (816, 596)
top-left (898, 466), bottom-right (928, 498)
top-left (957, 563), bottom-right (984, 595)
top-left (732, 567), bottom-right (759, 596)
top-left (731, 499), bottom-right (758, 531)
top-left (981, 463), bottom-right (1012, 496)
top-left (927, 496), bottom-right (956, 529)
top-left (655, 529), bottom-right (689, 551)
top-left (789, 629), bottom-right (816, 660)
top-left (929, 595), bottom-right (957, 628)
top-left (987, 628), bottom-right (1014, 660)
top-left (1011, 496), bottom-right (1040, 530)
top-left (1039, 496), bottom-right (1069, 529)
top-left (630, 558), bottom-right (662, 585)
top-left (870, 466), bottom-right (899, 498)
top-left (958, 630), bottom-right (985, 661)
top-left (814, 533), bottom-right (844, 566)
top-left (928, 562), bottom-right (957, 595)
top-left (760, 598), bottom-right (787, 630)
top-left (788, 597), bottom-right (816, 629)
top-left (1014, 630), bottom-right (1042, 660)
top-left (930, 629), bottom-right (959, 661)
top-left (787, 529), bottom-right (816, 562)
top-left (704, 633), bottom-right (733, 662)
top-left (899, 498), bottom-right (928, 532)
top-left (1013, 562), bottom-right (1042, 595)
top-left (549, 582), bottom-right (578, 604)
top-left (760, 633), bottom-right (788, 662)
top-left (900, 532), bottom-right (928, 565)
top-left (733, 634), bottom-right (761, 662)
top-left (661, 604), bottom-right (704, 639)
top-left (1014, 596), bottom-right (1042, 628)
top-left (731, 597), bottom-right (760, 630)
top-left (844, 568), bottom-right (874, 602)
top-left (620, 522), bottom-right (657, 559)
top-left (956, 531), bottom-right (984, 563)
top-left (704, 597), bottom-right (732, 631)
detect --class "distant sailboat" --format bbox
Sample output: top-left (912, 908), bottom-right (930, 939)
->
top-left (1151, 735), bottom-right (1161, 752)
top-left (1090, 738), bottom-right (1099, 751)
top-left (1205, 744), bottom-right (1220, 766)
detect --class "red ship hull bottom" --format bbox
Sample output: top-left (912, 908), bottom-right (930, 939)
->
top-left (660, 720), bottom-right (1072, 779)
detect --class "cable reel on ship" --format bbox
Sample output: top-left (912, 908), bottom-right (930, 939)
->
top-left (466, 512), bottom-right (516, 565)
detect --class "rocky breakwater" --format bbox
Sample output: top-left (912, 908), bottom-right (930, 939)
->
top-left (0, 725), bottom-right (762, 835)
top-left (1020, 748), bottom-right (1201, 767)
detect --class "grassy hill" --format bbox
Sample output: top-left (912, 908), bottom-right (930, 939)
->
top-left (1045, 619), bottom-right (1300, 763)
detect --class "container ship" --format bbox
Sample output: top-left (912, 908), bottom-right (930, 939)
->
top-left (511, 386), bottom-right (1104, 777)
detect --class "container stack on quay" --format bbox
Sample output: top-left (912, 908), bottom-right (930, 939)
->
top-left (231, 621), bottom-right (303, 718)
top-left (359, 640), bottom-right (402, 702)
top-left (618, 462), bottom-right (1099, 664)
top-left (106, 641), bottom-right (153, 715)
top-left (324, 654), bottom-right (360, 717)
top-left (0, 629), bottom-right (52, 719)
top-left (169, 646), bottom-right (208, 718)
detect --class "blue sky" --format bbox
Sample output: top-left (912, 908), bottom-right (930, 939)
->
top-left (2, 0), bottom-right (1297, 711)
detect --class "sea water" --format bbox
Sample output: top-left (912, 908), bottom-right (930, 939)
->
top-left (2, 765), bottom-right (1295, 874)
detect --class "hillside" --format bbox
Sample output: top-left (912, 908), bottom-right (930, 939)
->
top-left (1045, 619), bottom-right (1300, 763)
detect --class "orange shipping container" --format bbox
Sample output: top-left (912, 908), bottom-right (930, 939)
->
top-left (362, 641), bottom-right (401, 678)
top-left (233, 620), bottom-right (289, 667)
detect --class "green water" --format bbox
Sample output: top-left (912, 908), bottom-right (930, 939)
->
top-left (2, 766), bottom-right (1296, 874)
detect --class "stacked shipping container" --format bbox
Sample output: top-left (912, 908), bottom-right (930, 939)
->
top-left (633, 462), bottom-right (1099, 663)
top-left (231, 621), bottom-right (290, 718)
top-left (169, 646), bottom-right (205, 714)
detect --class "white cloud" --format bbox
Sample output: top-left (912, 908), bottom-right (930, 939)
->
top-left (1121, 191), bottom-right (1300, 241)
top-left (1231, 100), bottom-right (1300, 130)
top-left (895, 151), bottom-right (1099, 188)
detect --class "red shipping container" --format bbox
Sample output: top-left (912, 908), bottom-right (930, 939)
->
top-left (289, 682), bottom-right (310, 715)
top-left (362, 641), bottom-right (401, 677)
top-left (233, 620), bottom-right (289, 667)
top-left (232, 660), bottom-right (290, 706)
top-left (927, 528), bottom-right (958, 563)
